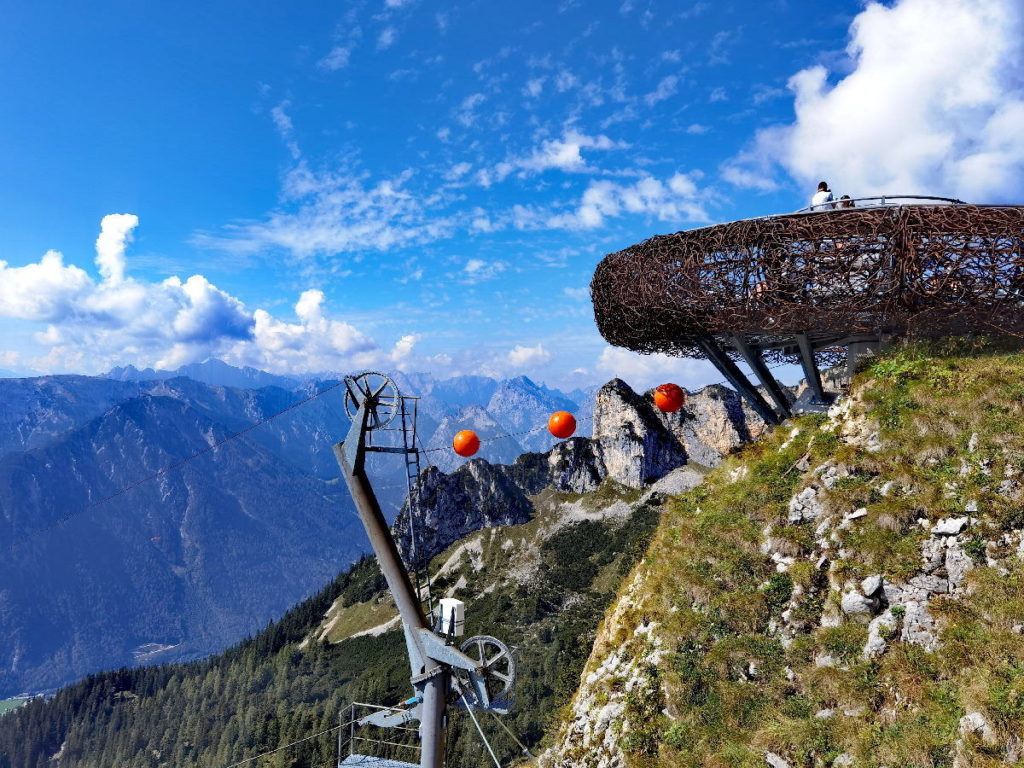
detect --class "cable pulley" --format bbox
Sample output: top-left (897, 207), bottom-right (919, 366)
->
top-left (453, 635), bottom-right (516, 709)
top-left (343, 371), bottom-right (401, 430)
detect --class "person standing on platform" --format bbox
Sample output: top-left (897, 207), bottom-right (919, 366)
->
top-left (811, 181), bottom-right (835, 210)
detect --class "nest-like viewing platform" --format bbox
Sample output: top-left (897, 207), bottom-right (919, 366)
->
top-left (591, 198), bottom-right (1024, 423)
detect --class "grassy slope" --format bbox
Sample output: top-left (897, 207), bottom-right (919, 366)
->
top-left (0, 700), bottom-right (24, 716)
top-left (549, 339), bottom-right (1024, 768)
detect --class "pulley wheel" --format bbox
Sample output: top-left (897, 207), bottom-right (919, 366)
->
top-left (457, 635), bottom-right (515, 706)
top-left (343, 371), bottom-right (401, 430)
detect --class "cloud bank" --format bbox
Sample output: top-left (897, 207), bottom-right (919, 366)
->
top-left (724, 0), bottom-right (1024, 201)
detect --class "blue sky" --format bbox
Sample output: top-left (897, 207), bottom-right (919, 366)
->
top-left (1, 0), bottom-right (1021, 391)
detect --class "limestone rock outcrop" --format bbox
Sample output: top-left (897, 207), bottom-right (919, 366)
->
top-left (395, 377), bottom-right (759, 563)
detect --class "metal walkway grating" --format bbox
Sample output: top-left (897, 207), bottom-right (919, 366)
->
top-left (339, 755), bottom-right (419, 768)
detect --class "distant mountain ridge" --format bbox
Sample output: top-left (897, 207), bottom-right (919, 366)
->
top-left (0, 360), bottom-right (596, 696)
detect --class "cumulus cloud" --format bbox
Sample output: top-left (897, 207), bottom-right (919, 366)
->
top-left (94, 214), bottom-right (137, 284)
top-left (484, 130), bottom-right (629, 185)
top-left (506, 343), bottom-right (551, 368)
top-left (0, 251), bottom-right (91, 321)
top-left (512, 130), bottom-right (627, 176)
top-left (547, 172), bottom-right (710, 229)
top-left (3, 216), bottom-right (429, 375)
top-left (723, 0), bottom-right (1024, 200)
top-left (390, 334), bottom-right (419, 368)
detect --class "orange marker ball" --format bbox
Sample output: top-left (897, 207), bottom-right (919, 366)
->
top-left (653, 383), bottom-right (686, 413)
top-left (453, 430), bottom-right (480, 457)
top-left (548, 411), bottom-right (577, 439)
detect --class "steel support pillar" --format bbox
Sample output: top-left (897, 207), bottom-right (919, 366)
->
top-left (333, 407), bottom-right (446, 768)
top-left (795, 334), bottom-right (829, 405)
top-left (699, 336), bottom-right (782, 426)
top-left (731, 334), bottom-right (792, 419)
top-left (847, 336), bottom-right (890, 378)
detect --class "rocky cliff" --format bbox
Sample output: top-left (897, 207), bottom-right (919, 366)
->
top-left (395, 377), bottom-right (767, 564)
top-left (538, 340), bottom-right (1024, 768)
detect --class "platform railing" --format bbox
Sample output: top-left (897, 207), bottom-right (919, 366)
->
top-left (338, 702), bottom-right (421, 766)
top-left (792, 194), bottom-right (967, 213)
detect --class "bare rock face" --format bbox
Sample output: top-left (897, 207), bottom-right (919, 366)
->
top-left (593, 379), bottom-right (688, 487)
top-left (656, 383), bottom-right (768, 467)
top-left (547, 437), bottom-right (606, 494)
top-left (395, 461), bottom-right (535, 565)
top-left (396, 377), bottom-right (761, 564)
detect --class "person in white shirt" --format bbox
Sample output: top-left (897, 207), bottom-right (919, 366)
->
top-left (810, 181), bottom-right (835, 210)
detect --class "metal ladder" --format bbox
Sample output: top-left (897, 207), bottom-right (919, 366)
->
top-left (395, 396), bottom-right (433, 621)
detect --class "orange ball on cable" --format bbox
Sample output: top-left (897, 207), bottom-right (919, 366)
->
top-left (452, 429), bottom-right (480, 457)
top-left (653, 383), bottom-right (686, 413)
top-left (547, 411), bottom-right (577, 439)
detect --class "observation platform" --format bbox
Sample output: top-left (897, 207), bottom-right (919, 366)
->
top-left (591, 197), bottom-right (1024, 424)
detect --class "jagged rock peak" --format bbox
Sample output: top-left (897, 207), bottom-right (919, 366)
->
top-left (396, 377), bottom-right (763, 564)
top-left (593, 378), bottom-right (688, 488)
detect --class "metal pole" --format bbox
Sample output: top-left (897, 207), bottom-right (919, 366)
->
top-left (698, 336), bottom-right (782, 426)
top-left (795, 334), bottom-right (829, 404)
top-left (333, 404), bottom-right (447, 768)
top-left (730, 334), bottom-right (792, 419)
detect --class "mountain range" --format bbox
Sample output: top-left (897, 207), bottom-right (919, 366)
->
top-left (0, 360), bottom-right (594, 696)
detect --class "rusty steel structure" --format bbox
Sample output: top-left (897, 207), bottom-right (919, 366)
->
top-left (591, 199), bottom-right (1024, 424)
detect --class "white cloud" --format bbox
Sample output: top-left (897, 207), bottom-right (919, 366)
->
top-left (455, 93), bottom-right (486, 126)
top-left (463, 258), bottom-right (507, 282)
top-left (390, 334), bottom-right (419, 368)
top-left (547, 171), bottom-right (710, 229)
top-left (377, 26), bottom-right (397, 50)
top-left (522, 77), bottom-right (545, 98)
top-left (494, 130), bottom-right (629, 181)
top-left (444, 161), bottom-right (472, 181)
top-left (94, 213), bottom-right (138, 285)
top-left (554, 70), bottom-right (578, 92)
top-left (506, 343), bottom-right (551, 368)
top-left (596, 346), bottom-right (719, 393)
top-left (685, 123), bottom-right (709, 135)
top-left (724, 0), bottom-right (1024, 201)
top-left (644, 75), bottom-right (679, 107)
top-left (3, 216), bottom-right (430, 376)
top-left (196, 166), bottom-right (452, 258)
top-left (563, 286), bottom-right (590, 301)
top-left (270, 101), bottom-right (301, 160)
top-left (318, 46), bottom-right (352, 71)
top-left (0, 250), bottom-right (91, 321)
top-left (270, 101), bottom-right (293, 137)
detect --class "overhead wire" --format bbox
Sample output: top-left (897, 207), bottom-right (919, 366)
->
top-left (221, 723), bottom-right (343, 768)
top-left (487, 710), bottom-right (535, 759)
top-left (453, 679), bottom-right (503, 768)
